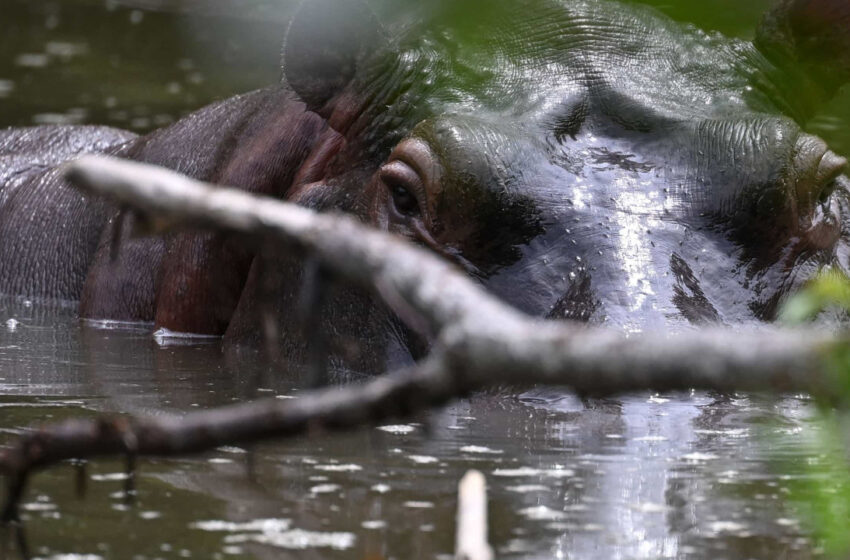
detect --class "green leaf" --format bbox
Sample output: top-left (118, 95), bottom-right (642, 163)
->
top-left (780, 269), bottom-right (850, 325)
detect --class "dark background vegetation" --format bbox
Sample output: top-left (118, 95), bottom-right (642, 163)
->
top-left (0, 0), bottom-right (848, 156)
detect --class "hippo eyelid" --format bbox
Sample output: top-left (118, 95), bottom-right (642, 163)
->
top-left (387, 138), bottom-right (441, 194)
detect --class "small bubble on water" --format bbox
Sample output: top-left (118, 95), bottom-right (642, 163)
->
top-left (129, 10), bottom-right (144, 24)
top-left (404, 501), bottom-right (434, 509)
top-left (5, 319), bottom-right (18, 331)
top-left (314, 463), bottom-right (361, 473)
top-left (153, 114), bottom-right (174, 127)
top-left (460, 445), bottom-right (503, 455)
top-left (187, 72), bottom-right (205, 85)
top-left (408, 455), bottom-right (438, 465)
top-left (45, 41), bottom-right (88, 58)
top-left (15, 53), bottom-right (48, 68)
top-left (518, 505), bottom-right (567, 521)
top-left (33, 112), bottom-right (84, 126)
top-left (131, 117), bottom-right (151, 129)
top-left (377, 424), bottom-right (416, 435)
top-left (310, 484), bottom-right (341, 494)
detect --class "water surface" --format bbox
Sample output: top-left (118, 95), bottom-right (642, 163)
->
top-left (0, 300), bottom-right (831, 560)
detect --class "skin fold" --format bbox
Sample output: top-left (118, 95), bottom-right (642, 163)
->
top-left (0, 0), bottom-right (848, 373)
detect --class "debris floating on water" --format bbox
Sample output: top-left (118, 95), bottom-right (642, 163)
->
top-left (377, 424), bottom-right (417, 435)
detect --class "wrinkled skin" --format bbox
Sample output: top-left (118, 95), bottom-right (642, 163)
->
top-left (0, 0), bottom-right (849, 372)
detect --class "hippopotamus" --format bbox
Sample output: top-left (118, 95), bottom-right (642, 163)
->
top-left (0, 0), bottom-right (848, 371)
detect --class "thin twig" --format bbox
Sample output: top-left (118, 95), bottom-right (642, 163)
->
top-left (0, 357), bottom-right (463, 507)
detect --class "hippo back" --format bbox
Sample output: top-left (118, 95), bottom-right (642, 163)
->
top-left (0, 125), bottom-right (135, 300)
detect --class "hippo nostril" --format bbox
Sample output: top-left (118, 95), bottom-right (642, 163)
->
top-left (793, 137), bottom-right (847, 221)
top-left (818, 183), bottom-right (835, 205)
top-left (818, 150), bottom-right (847, 185)
top-left (814, 151), bottom-right (847, 205)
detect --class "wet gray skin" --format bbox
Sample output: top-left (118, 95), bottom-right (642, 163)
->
top-left (302, 0), bottom-right (850, 332)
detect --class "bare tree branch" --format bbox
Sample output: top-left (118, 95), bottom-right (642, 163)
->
top-left (0, 357), bottom-right (460, 521)
top-left (0, 155), bottom-right (845, 520)
top-left (0, 358), bottom-right (454, 474)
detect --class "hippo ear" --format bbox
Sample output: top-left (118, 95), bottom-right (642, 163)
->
top-left (283, 0), bottom-right (387, 111)
top-left (756, 0), bottom-right (850, 101)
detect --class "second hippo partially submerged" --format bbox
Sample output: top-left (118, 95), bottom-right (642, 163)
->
top-left (0, 0), bottom-right (849, 369)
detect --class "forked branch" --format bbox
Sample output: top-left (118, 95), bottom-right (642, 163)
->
top-left (0, 156), bottom-right (845, 521)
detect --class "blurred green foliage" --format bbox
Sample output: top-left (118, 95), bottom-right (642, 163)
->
top-left (784, 412), bottom-right (850, 558)
top-left (781, 271), bottom-right (850, 325)
top-left (781, 273), bottom-right (850, 558)
top-left (1, 0), bottom-right (848, 155)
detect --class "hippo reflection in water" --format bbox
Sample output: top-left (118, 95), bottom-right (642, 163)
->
top-left (0, 0), bottom-right (849, 372)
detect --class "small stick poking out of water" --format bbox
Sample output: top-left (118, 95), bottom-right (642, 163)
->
top-left (455, 470), bottom-right (493, 560)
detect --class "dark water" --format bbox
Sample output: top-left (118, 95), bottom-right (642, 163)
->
top-left (0, 1), bottom-right (848, 559)
top-left (0, 298), bottom-right (831, 559)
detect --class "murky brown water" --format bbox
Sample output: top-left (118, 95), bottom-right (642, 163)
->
top-left (0, 297), bottom-right (832, 559)
top-left (1, 1), bottom-right (849, 559)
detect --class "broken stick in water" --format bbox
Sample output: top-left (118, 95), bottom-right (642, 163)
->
top-left (455, 470), bottom-right (493, 560)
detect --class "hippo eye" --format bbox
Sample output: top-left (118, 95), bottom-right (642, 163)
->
top-left (390, 183), bottom-right (420, 216)
top-left (380, 161), bottom-right (423, 218)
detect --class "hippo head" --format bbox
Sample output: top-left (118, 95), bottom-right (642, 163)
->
top-left (230, 0), bottom-right (850, 368)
